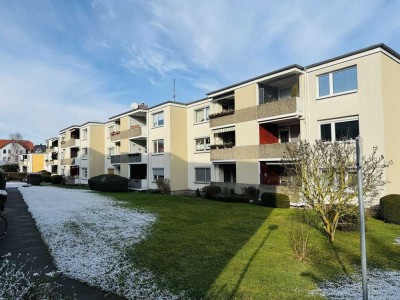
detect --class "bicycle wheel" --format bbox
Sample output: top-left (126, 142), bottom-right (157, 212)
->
top-left (0, 215), bottom-right (7, 237)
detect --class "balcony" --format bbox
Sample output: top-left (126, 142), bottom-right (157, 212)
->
top-left (111, 153), bottom-right (147, 164)
top-left (257, 97), bottom-right (302, 121)
top-left (128, 179), bottom-right (148, 190)
top-left (61, 138), bottom-right (80, 148)
top-left (46, 159), bottom-right (59, 166)
top-left (46, 146), bottom-right (59, 153)
top-left (210, 142), bottom-right (298, 161)
top-left (60, 157), bottom-right (80, 165)
top-left (209, 111), bottom-right (235, 128)
top-left (111, 126), bottom-right (146, 142)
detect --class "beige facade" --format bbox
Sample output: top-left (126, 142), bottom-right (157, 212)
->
top-left (43, 44), bottom-right (400, 197)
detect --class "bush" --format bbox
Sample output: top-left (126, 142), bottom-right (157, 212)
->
top-left (27, 173), bottom-right (42, 186)
top-left (380, 194), bottom-right (400, 224)
top-left (336, 206), bottom-right (360, 231)
top-left (202, 185), bottom-right (222, 199)
top-left (38, 170), bottom-right (51, 176)
top-left (229, 188), bottom-right (236, 195)
top-left (0, 190), bottom-right (7, 212)
top-left (242, 186), bottom-right (260, 200)
top-left (51, 175), bottom-right (63, 185)
top-left (367, 204), bottom-right (383, 220)
top-left (213, 194), bottom-right (248, 203)
top-left (155, 178), bottom-right (171, 195)
top-left (0, 169), bottom-right (6, 189)
top-left (0, 164), bottom-right (19, 172)
top-left (41, 175), bottom-right (52, 183)
top-left (6, 172), bottom-right (27, 181)
top-left (260, 192), bottom-right (290, 208)
top-left (195, 188), bottom-right (201, 197)
top-left (88, 174), bottom-right (128, 192)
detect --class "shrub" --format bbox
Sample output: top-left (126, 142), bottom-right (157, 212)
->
top-left (202, 185), bottom-right (222, 199)
top-left (88, 174), bottom-right (128, 192)
top-left (0, 190), bottom-right (6, 212)
top-left (367, 204), bottom-right (383, 220)
top-left (27, 173), bottom-right (42, 186)
top-left (51, 175), bottom-right (63, 185)
top-left (6, 172), bottom-right (27, 181)
top-left (195, 188), bottom-right (201, 197)
top-left (155, 178), bottom-right (171, 195)
top-left (380, 194), bottom-right (400, 224)
top-left (0, 169), bottom-right (6, 189)
top-left (336, 206), bottom-right (360, 231)
top-left (260, 192), bottom-right (290, 208)
top-left (0, 164), bottom-right (19, 172)
top-left (213, 194), bottom-right (248, 203)
top-left (41, 174), bottom-right (52, 183)
top-left (242, 186), bottom-right (260, 200)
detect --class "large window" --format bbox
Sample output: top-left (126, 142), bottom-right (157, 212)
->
top-left (153, 168), bottom-right (164, 181)
top-left (82, 167), bottom-right (88, 179)
top-left (153, 139), bottom-right (164, 154)
top-left (153, 111), bottom-right (164, 128)
top-left (318, 66), bottom-right (357, 98)
top-left (82, 148), bottom-right (88, 159)
top-left (195, 107), bottom-right (210, 123)
top-left (320, 119), bottom-right (359, 141)
top-left (195, 168), bottom-right (211, 183)
top-left (195, 137), bottom-right (210, 152)
top-left (82, 129), bottom-right (88, 140)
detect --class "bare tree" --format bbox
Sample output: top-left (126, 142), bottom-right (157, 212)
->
top-left (9, 132), bottom-right (24, 164)
top-left (283, 140), bottom-right (391, 242)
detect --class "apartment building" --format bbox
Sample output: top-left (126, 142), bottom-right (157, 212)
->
top-left (45, 137), bottom-right (59, 173)
top-left (43, 43), bottom-right (400, 198)
top-left (20, 152), bottom-right (45, 173)
top-left (207, 44), bottom-right (400, 197)
top-left (0, 139), bottom-right (34, 165)
top-left (57, 123), bottom-right (105, 184)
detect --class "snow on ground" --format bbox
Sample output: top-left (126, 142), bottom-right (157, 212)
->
top-left (311, 268), bottom-right (400, 299)
top-left (6, 182), bottom-right (27, 188)
top-left (18, 186), bottom-right (181, 299)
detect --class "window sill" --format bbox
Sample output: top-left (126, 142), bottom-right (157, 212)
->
top-left (194, 151), bottom-right (210, 154)
top-left (152, 125), bottom-right (164, 129)
top-left (194, 181), bottom-right (211, 184)
top-left (152, 153), bottom-right (164, 156)
top-left (317, 90), bottom-right (357, 100)
top-left (194, 120), bottom-right (209, 125)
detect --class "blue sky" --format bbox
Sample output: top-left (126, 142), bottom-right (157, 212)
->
top-left (1, 0), bottom-right (400, 144)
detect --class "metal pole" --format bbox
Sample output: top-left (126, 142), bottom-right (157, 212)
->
top-left (356, 137), bottom-right (368, 300)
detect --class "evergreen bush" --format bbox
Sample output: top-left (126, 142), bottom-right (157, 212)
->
top-left (88, 174), bottom-right (128, 192)
top-left (260, 192), bottom-right (290, 208)
top-left (380, 194), bottom-right (400, 224)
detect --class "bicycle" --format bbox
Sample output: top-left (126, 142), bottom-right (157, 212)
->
top-left (0, 213), bottom-right (7, 237)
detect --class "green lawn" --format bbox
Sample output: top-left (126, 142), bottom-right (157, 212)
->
top-left (107, 192), bottom-right (400, 299)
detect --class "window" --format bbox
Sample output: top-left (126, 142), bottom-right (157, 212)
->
top-left (279, 127), bottom-right (290, 143)
top-left (195, 168), bottom-right (211, 183)
top-left (108, 126), bottom-right (114, 138)
top-left (2, 150), bottom-right (5, 154)
top-left (320, 119), bottom-right (359, 141)
top-left (107, 147), bottom-right (114, 158)
top-left (195, 137), bottom-right (210, 152)
top-left (82, 148), bottom-right (88, 158)
top-left (318, 66), bottom-right (357, 98)
top-left (82, 129), bottom-right (88, 140)
top-left (82, 167), bottom-right (88, 178)
top-left (153, 168), bottom-right (164, 181)
top-left (153, 139), bottom-right (164, 154)
top-left (153, 111), bottom-right (164, 127)
top-left (195, 107), bottom-right (210, 123)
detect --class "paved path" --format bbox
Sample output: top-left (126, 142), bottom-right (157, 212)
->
top-left (0, 187), bottom-right (124, 300)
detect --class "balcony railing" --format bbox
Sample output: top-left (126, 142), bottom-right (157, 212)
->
top-left (46, 159), bottom-right (59, 166)
top-left (257, 97), bottom-right (302, 120)
top-left (128, 179), bottom-right (148, 190)
top-left (61, 138), bottom-right (80, 148)
top-left (60, 157), bottom-right (80, 165)
top-left (111, 153), bottom-right (147, 164)
top-left (209, 112), bottom-right (235, 128)
top-left (210, 142), bottom-right (298, 161)
top-left (111, 126), bottom-right (146, 142)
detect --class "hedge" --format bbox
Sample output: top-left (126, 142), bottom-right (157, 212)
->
top-left (380, 194), bottom-right (400, 224)
top-left (6, 172), bottom-right (27, 181)
top-left (202, 185), bottom-right (222, 199)
top-left (213, 194), bottom-right (248, 203)
top-left (0, 190), bottom-right (6, 212)
top-left (51, 175), bottom-right (63, 184)
top-left (27, 173), bottom-right (42, 186)
top-left (260, 192), bottom-right (290, 208)
top-left (88, 174), bottom-right (128, 192)
top-left (0, 169), bottom-right (6, 190)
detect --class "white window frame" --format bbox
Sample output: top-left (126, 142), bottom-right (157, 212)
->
top-left (82, 128), bottom-right (88, 140)
top-left (82, 147), bottom-right (88, 159)
top-left (153, 111), bottom-right (164, 128)
top-left (194, 167), bottom-right (211, 183)
top-left (152, 168), bottom-right (164, 181)
top-left (82, 167), bottom-right (88, 179)
top-left (153, 139), bottom-right (164, 154)
top-left (194, 107), bottom-right (210, 124)
top-left (317, 66), bottom-right (358, 99)
top-left (319, 116), bottom-right (359, 142)
top-left (195, 137), bottom-right (210, 152)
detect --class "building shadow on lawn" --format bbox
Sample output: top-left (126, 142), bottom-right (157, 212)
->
top-left (126, 196), bottom-right (276, 299)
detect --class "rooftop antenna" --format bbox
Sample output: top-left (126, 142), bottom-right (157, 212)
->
top-left (173, 78), bottom-right (176, 102)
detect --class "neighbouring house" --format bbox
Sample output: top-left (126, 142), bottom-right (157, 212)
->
top-left (0, 139), bottom-right (34, 166)
top-left (42, 43), bottom-right (400, 199)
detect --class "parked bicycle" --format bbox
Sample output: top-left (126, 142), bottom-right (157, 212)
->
top-left (0, 213), bottom-right (6, 237)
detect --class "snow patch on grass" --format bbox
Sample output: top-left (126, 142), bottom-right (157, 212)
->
top-left (19, 186), bottom-right (180, 299)
top-left (312, 268), bottom-right (400, 299)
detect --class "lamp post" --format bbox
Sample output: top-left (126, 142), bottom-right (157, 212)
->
top-left (356, 136), bottom-right (368, 300)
